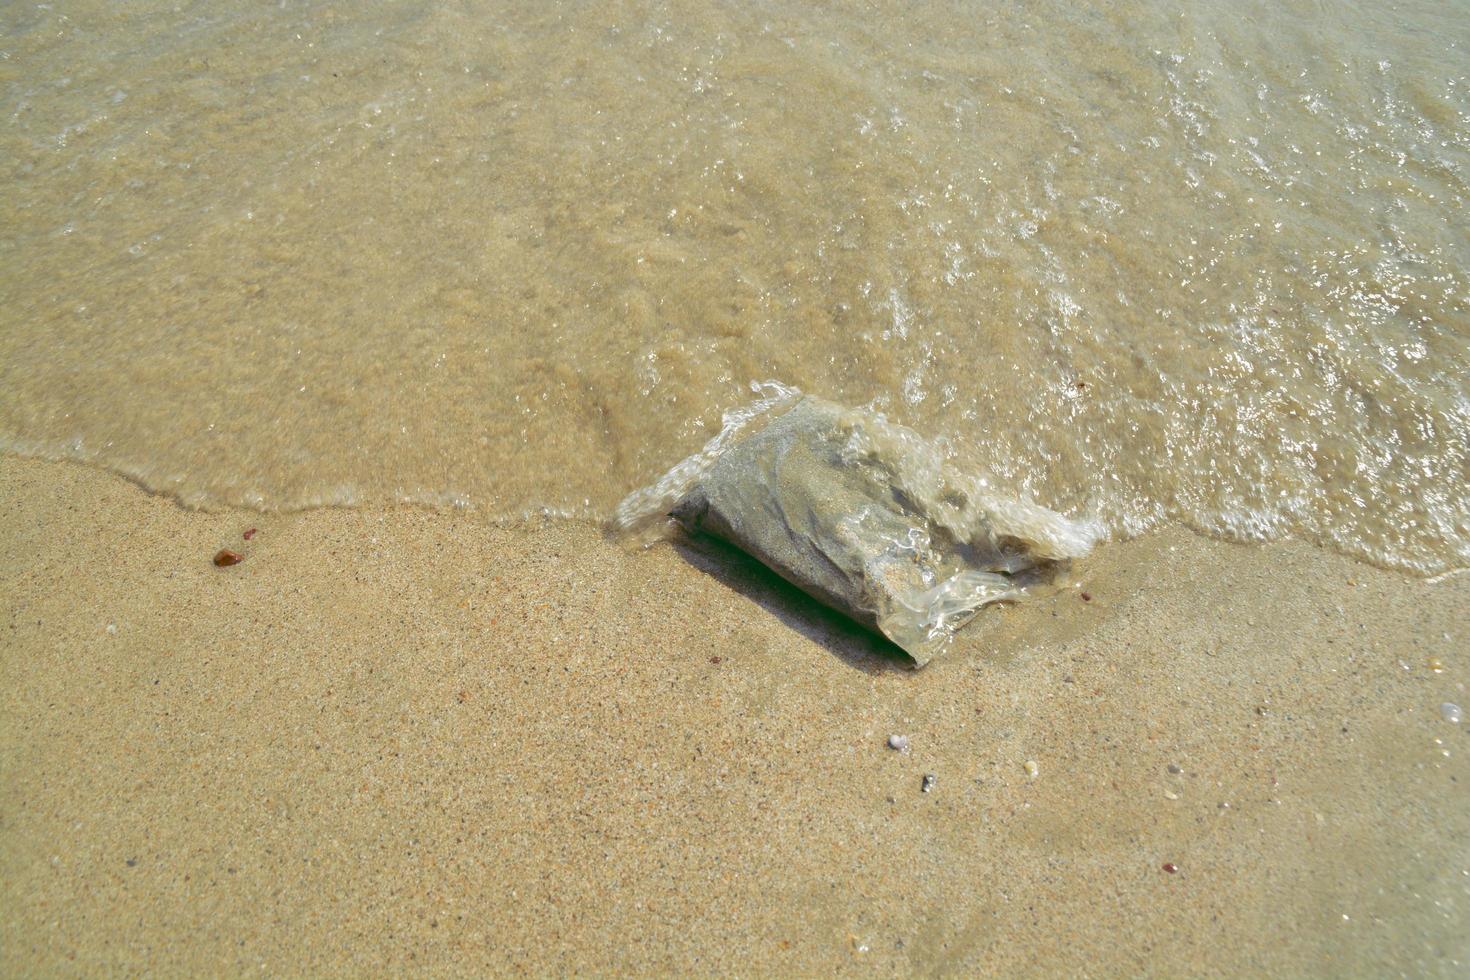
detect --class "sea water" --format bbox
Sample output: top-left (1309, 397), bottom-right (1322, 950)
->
top-left (2, 0), bottom-right (1466, 572)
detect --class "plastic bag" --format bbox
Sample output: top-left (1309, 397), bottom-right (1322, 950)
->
top-left (615, 384), bottom-right (1098, 666)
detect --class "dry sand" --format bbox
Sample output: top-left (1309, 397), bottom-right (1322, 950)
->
top-left (2, 455), bottom-right (1467, 975)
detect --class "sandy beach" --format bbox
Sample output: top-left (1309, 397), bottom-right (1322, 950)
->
top-left (4, 0), bottom-right (1467, 972)
top-left (2, 454), bottom-right (1466, 975)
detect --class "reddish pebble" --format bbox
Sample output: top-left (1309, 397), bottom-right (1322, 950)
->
top-left (1162, 862), bottom-right (1178, 874)
top-left (1080, 591), bottom-right (1092, 602)
top-left (213, 549), bottom-right (243, 567)
top-left (710, 656), bottom-right (722, 665)
top-left (243, 528), bottom-right (257, 540)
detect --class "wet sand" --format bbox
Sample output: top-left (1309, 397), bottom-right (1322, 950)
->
top-left (2, 455), bottom-right (1467, 975)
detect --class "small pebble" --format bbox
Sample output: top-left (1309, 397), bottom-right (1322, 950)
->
top-left (213, 549), bottom-right (243, 567)
top-left (1024, 760), bottom-right (1039, 780)
top-left (105, 623), bottom-right (117, 635)
top-left (1162, 862), bottom-right (1178, 874)
top-left (1080, 591), bottom-right (1092, 602)
top-left (1442, 702), bottom-right (1464, 724)
top-left (887, 734), bottom-right (910, 753)
top-left (920, 773), bottom-right (936, 793)
top-left (1166, 763), bottom-right (1183, 774)
top-left (242, 527), bottom-right (257, 540)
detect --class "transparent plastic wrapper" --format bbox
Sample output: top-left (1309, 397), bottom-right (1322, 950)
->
top-left (614, 383), bottom-right (1100, 667)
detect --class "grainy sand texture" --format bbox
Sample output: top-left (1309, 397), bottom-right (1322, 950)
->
top-left (2, 456), bottom-right (1467, 975)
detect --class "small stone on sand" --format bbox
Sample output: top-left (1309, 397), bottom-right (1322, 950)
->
top-left (920, 773), bottom-right (936, 793)
top-left (887, 734), bottom-right (910, 753)
top-left (1024, 760), bottom-right (1039, 780)
top-left (1442, 702), bottom-right (1464, 724)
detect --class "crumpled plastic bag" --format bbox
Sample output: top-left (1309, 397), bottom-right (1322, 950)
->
top-left (615, 383), bottom-right (1099, 666)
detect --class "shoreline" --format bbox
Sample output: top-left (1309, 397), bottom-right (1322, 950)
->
top-left (3, 454), bottom-right (1467, 974)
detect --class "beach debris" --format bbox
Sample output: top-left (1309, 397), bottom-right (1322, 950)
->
top-left (619, 385), bottom-right (1097, 667)
top-left (887, 734), bottom-right (910, 753)
top-left (243, 527), bottom-right (257, 540)
top-left (920, 773), bottom-right (937, 793)
top-left (1024, 760), bottom-right (1040, 780)
top-left (1442, 702), bottom-right (1464, 724)
top-left (1427, 657), bottom-right (1445, 673)
top-left (213, 549), bottom-right (243, 567)
top-left (1080, 591), bottom-right (1092, 602)
top-left (1162, 862), bottom-right (1179, 874)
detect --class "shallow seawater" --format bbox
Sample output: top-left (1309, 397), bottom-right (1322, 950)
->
top-left (2, 0), bottom-right (1467, 572)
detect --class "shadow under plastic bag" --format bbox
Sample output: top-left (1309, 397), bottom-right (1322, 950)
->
top-left (671, 533), bottom-right (915, 674)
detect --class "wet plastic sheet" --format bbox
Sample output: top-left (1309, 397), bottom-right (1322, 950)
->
top-left (616, 385), bottom-right (1098, 666)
